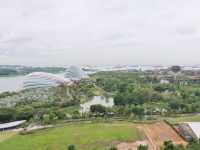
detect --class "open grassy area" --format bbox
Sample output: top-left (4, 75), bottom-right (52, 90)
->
top-left (0, 131), bottom-right (17, 143)
top-left (164, 114), bottom-right (200, 124)
top-left (0, 122), bottom-right (144, 150)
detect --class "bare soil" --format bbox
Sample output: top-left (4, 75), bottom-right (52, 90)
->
top-left (117, 140), bottom-right (148, 150)
top-left (138, 122), bottom-right (187, 150)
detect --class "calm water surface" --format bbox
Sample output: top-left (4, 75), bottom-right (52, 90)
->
top-left (0, 76), bottom-right (24, 93)
top-left (0, 73), bottom-right (65, 93)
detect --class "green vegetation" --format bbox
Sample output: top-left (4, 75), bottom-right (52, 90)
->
top-left (164, 115), bottom-right (200, 124)
top-left (0, 132), bottom-right (17, 143)
top-left (92, 71), bottom-right (200, 117)
top-left (0, 122), bottom-right (144, 150)
top-left (109, 147), bottom-right (118, 150)
top-left (0, 68), bottom-right (18, 76)
top-left (1, 69), bottom-right (200, 150)
top-left (0, 91), bottom-right (17, 99)
top-left (68, 144), bottom-right (77, 150)
top-left (0, 66), bottom-right (65, 76)
top-left (0, 79), bottom-right (99, 123)
top-left (137, 145), bottom-right (148, 150)
top-left (90, 104), bottom-right (107, 114)
top-left (2, 70), bottom-right (200, 123)
top-left (187, 141), bottom-right (200, 150)
top-left (161, 140), bottom-right (200, 150)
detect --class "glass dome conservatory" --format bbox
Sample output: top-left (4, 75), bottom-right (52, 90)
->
top-left (23, 72), bottom-right (71, 89)
top-left (65, 66), bottom-right (88, 80)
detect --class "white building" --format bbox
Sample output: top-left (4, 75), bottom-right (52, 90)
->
top-left (186, 122), bottom-right (200, 139)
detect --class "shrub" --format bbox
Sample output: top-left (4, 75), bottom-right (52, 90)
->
top-left (137, 144), bottom-right (148, 150)
top-left (109, 146), bottom-right (118, 150)
top-left (68, 144), bottom-right (76, 150)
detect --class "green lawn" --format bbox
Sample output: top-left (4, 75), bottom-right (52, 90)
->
top-left (0, 122), bottom-right (144, 150)
top-left (0, 131), bottom-right (16, 143)
top-left (164, 114), bottom-right (200, 124)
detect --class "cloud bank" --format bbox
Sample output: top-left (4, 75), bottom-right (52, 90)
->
top-left (0, 0), bottom-right (200, 66)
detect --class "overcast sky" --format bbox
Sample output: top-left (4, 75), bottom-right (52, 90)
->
top-left (0, 0), bottom-right (200, 66)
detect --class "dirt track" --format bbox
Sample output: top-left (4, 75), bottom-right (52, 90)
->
top-left (139, 122), bottom-right (187, 150)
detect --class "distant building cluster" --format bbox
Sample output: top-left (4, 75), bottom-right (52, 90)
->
top-left (23, 66), bottom-right (88, 89)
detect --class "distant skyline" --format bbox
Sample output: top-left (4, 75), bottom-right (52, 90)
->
top-left (0, 0), bottom-right (200, 66)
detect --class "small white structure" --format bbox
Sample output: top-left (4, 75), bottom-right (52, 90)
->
top-left (0, 120), bottom-right (26, 131)
top-left (186, 122), bottom-right (200, 139)
top-left (80, 96), bottom-right (114, 113)
top-left (160, 79), bottom-right (170, 84)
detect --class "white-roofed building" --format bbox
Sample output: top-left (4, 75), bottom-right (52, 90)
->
top-left (0, 120), bottom-right (26, 131)
top-left (186, 122), bottom-right (200, 139)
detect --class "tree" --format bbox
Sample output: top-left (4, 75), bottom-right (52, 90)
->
top-left (109, 147), bottom-right (118, 150)
top-left (114, 93), bottom-right (126, 105)
top-left (16, 106), bottom-right (34, 120)
top-left (153, 84), bottom-right (175, 93)
top-left (42, 114), bottom-right (50, 124)
top-left (68, 144), bottom-right (76, 150)
top-left (71, 110), bottom-right (80, 119)
top-left (162, 141), bottom-right (185, 150)
top-left (0, 108), bottom-right (16, 122)
top-left (170, 66), bottom-right (181, 73)
top-left (170, 66), bottom-right (182, 83)
top-left (90, 104), bottom-right (106, 114)
top-left (131, 106), bottom-right (145, 119)
top-left (137, 145), bottom-right (148, 150)
top-left (169, 101), bottom-right (181, 110)
top-left (187, 140), bottom-right (200, 150)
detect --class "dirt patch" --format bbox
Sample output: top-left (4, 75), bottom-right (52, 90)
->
top-left (138, 122), bottom-right (187, 150)
top-left (117, 140), bottom-right (148, 150)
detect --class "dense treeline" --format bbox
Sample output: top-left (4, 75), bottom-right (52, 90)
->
top-left (0, 66), bottom-right (65, 76)
top-left (0, 91), bottom-right (17, 99)
top-left (161, 140), bottom-right (200, 150)
top-left (93, 71), bottom-right (200, 115)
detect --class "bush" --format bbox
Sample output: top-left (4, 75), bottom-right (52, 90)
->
top-left (137, 144), bottom-right (148, 150)
top-left (0, 108), bottom-right (16, 122)
top-left (90, 104), bottom-right (106, 114)
top-left (109, 146), bottom-right (118, 150)
top-left (16, 106), bottom-right (34, 120)
top-left (68, 144), bottom-right (76, 150)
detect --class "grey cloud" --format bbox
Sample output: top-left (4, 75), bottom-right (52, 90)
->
top-left (175, 26), bottom-right (197, 36)
top-left (0, 0), bottom-right (200, 66)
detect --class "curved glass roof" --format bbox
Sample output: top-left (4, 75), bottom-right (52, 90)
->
top-left (23, 72), bottom-right (71, 89)
top-left (65, 66), bottom-right (88, 80)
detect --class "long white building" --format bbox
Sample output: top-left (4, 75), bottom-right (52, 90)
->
top-left (186, 122), bottom-right (200, 139)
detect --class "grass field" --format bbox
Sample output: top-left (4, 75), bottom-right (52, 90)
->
top-left (0, 122), bottom-right (144, 150)
top-left (164, 114), bottom-right (200, 124)
top-left (0, 131), bottom-right (17, 143)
